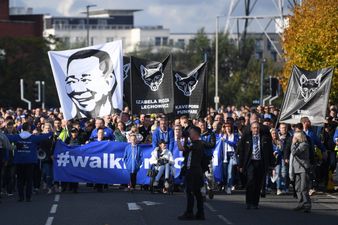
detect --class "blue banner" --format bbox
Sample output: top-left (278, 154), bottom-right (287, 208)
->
top-left (54, 140), bottom-right (225, 184)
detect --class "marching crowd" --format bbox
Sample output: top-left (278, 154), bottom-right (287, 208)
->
top-left (0, 104), bottom-right (338, 216)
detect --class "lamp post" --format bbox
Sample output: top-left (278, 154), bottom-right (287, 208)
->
top-left (260, 58), bottom-right (266, 105)
top-left (214, 16), bottom-right (220, 111)
top-left (86, 4), bottom-right (97, 46)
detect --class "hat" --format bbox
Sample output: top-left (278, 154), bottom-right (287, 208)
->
top-left (71, 127), bottom-right (79, 133)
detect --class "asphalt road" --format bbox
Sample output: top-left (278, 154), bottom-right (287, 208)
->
top-left (1, 186), bottom-right (338, 225)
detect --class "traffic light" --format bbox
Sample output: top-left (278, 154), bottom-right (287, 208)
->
top-left (263, 77), bottom-right (271, 96)
top-left (270, 77), bottom-right (279, 96)
top-left (34, 81), bottom-right (41, 102)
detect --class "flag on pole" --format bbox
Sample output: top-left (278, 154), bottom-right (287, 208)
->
top-left (279, 66), bottom-right (334, 125)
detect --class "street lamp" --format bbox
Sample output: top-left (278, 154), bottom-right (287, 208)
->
top-left (260, 58), bottom-right (266, 105)
top-left (86, 4), bottom-right (97, 46)
top-left (215, 15), bottom-right (226, 111)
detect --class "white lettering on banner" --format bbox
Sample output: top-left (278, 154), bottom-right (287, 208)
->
top-left (56, 152), bottom-right (184, 170)
top-left (140, 104), bottom-right (169, 109)
top-left (175, 105), bottom-right (199, 110)
top-left (103, 153), bottom-right (108, 168)
top-left (135, 99), bottom-right (169, 105)
top-left (109, 154), bottom-right (122, 169)
top-left (70, 155), bottom-right (89, 167)
top-left (89, 157), bottom-right (101, 168)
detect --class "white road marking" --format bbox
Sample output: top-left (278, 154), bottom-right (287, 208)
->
top-left (326, 194), bottom-right (337, 199)
top-left (45, 217), bottom-right (54, 225)
top-left (54, 194), bottom-right (60, 202)
top-left (141, 201), bottom-right (161, 206)
top-left (218, 215), bottom-right (234, 225)
top-left (205, 202), bottom-right (217, 212)
top-left (50, 204), bottom-right (58, 214)
top-left (127, 202), bottom-right (142, 211)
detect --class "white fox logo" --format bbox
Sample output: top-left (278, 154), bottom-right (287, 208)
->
top-left (175, 72), bottom-right (199, 96)
top-left (123, 63), bottom-right (130, 81)
top-left (140, 63), bottom-right (164, 91)
top-left (299, 74), bottom-right (322, 102)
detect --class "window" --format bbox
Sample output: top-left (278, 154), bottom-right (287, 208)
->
top-left (106, 37), bottom-right (114, 42)
top-left (177, 39), bottom-right (185, 48)
top-left (162, 37), bottom-right (168, 46)
top-left (155, 37), bottom-right (161, 46)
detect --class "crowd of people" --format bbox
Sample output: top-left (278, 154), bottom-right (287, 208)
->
top-left (0, 104), bottom-right (338, 217)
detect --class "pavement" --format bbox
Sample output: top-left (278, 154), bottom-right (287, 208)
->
top-left (1, 186), bottom-right (338, 225)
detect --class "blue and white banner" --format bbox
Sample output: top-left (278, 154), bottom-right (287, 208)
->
top-left (54, 140), bottom-right (225, 185)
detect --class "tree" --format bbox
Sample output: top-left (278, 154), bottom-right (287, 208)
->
top-left (0, 37), bottom-right (59, 108)
top-left (282, 0), bottom-right (338, 102)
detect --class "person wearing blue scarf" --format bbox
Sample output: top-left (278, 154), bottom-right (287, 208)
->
top-left (123, 133), bottom-right (143, 191)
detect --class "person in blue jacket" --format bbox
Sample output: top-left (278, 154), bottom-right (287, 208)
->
top-left (152, 116), bottom-right (174, 152)
top-left (89, 117), bottom-right (114, 141)
top-left (7, 122), bottom-right (52, 202)
top-left (334, 127), bottom-right (338, 146)
top-left (123, 133), bottom-right (143, 191)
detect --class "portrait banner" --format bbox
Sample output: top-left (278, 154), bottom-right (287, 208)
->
top-left (48, 41), bottom-right (124, 120)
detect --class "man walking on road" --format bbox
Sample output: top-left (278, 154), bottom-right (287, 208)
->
top-left (238, 121), bottom-right (273, 209)
top-left (177, 126), bottom-right (205, 220)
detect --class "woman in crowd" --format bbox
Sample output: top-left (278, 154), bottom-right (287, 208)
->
top-left (221, 122), bottom-right (240, 194)
top-left (270, 128), bottom-right (284, 195)
top-left (114, 121), bottom-right (127, 142)
top-left (123, 133), bottom-right (143, 191)
top-left (289, 131), bottom-right (311, 213)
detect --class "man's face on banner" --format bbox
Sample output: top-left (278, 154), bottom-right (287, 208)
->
top-left (65, 56), bottom-right (115, 112)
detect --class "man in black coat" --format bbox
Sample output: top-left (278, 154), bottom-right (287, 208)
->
top-left (177, 126), bottom-right (205, 220)
top-left (238, 121), bottom-right (273, 209)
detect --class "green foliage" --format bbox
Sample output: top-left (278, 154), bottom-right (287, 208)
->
top-left (0, 37), bottom-right (58, 108)
top-left (282, 0), bottom-right (338, 103)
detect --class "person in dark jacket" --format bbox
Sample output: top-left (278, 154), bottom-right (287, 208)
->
top-left (63, 127), bottom-right (84, 193)
top-left (279, 123), bottom-right (292, 193)
top-left (0, 130), bottom-right (11, 202)
top-left (177, 126), bottom-right (205, 220)
top-left (198, 119), bottom-right (216, 199)
top-left (238, 121), bottom-right (273, 209)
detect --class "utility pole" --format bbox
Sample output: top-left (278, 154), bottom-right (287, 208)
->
top-left (215, 16), bottom-right (220, 111)
top-left (260, 58), bottom-right (266, 105)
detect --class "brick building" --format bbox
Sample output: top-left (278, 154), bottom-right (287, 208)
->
top-left (0, 0), bottom-right (43, 38)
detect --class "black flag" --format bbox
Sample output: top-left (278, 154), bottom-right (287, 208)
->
top-left (130, 55), bottom-right (174, 114)
top-left (123, 56), bottom-right (131, 106)
top-left (279, 66), bottom-right (334, 125)
top-left (174, 62), bottom-right (207, 118)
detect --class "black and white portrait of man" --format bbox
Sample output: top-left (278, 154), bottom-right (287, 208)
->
top-left (65, 49), bottom-right (118, 118)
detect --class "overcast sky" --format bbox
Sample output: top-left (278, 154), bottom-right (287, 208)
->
top-left (10, 0), bottom-right (292, 33)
